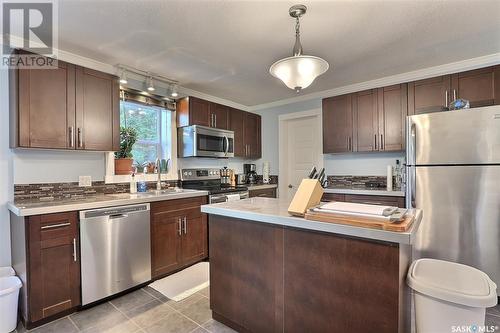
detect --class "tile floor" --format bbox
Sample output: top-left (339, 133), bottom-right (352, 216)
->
top-left (14, 289), bottom-right (500, 333)
top-left (487, 304), bottom-right (500, 328)
top-left (15, 286), bottom-right (236, 333)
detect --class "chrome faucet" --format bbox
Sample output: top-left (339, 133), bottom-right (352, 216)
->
top-left (156, 158), bottom-right (162, 190)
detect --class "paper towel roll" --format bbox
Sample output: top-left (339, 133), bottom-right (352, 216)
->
top-left (387, 165), bottom-right (393, 191)
top-left (263, 161), bottom-right (270, 184)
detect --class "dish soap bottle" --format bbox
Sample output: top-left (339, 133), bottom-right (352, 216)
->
top-left (394, 160), bottom-right (402, 190)
top-left (130, 173), bottom-right (137, 194)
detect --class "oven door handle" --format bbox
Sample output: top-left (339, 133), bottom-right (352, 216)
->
top-left (210, 194), bottom-right (228, 204)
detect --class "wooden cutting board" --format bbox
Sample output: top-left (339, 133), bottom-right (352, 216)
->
top-left (305, 210), bottom-right (415, 232)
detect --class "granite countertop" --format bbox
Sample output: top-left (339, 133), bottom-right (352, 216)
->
top-left (201, 197), bottom-right (422, 245)
top-left (247, 184), bottom-right (278, 190)
top-left (9, 189), bottom-right (209, 217)
top-left (324, 187), bottom-right (405, 197)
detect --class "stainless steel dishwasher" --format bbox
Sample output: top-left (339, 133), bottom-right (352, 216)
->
top-left (79, 203), bottom-right (151, 305)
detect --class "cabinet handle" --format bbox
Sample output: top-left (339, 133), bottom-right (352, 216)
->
top-left (380, 134), bottom-right (384, 150)
top-left (453, 89), bottom-right (457, 101)
top-left (445, 90), bottom-right (449, 108)
top-left (72, 238), bottom-right (77, 262)
top-left (183, 217), bottom-right (187, 235)
top-left (214, 114), bottom-right (217, 128)
top-left (41, 222), bottom-right (71, 230)
top-left (69, 127), bottom-right (74, 148)
top-left (178, 218), bottom-right (182, 236)
top-left (374, 134), bottom-right (377, 150)
top-left (77, 128), bottom-right (83, 148)
top-left (348, 137), bottom-right (352, 151)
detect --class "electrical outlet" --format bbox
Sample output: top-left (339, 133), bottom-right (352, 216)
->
top-left (79, 176), bottom-right (92, 187)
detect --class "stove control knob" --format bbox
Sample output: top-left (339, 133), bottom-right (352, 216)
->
top-left (183, 171), bottom-right (188, 176)
top-left (188, 171), bottom-right (192, 176)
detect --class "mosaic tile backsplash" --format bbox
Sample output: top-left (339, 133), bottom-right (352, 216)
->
top-left (14, 180), bottom-right (180, 203)
top-left (13, 175), bottom-right (279, 203)
top-left (326, 175), bottom-right (400, 190)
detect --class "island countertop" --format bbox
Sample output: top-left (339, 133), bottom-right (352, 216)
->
top-left (201, 197), bottom-right (422, 245)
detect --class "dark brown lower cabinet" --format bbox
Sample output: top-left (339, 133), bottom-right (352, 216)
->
top-left (10, 212), bottom-right (80, 328)
top-left (209, 215), bottom-right (406, 333)
top-left (151, 196), bottom-right (208, 279)
top-left (322, 192), bottom-right (406, 208)
top-left (248, 187), bottom-right (277, 198)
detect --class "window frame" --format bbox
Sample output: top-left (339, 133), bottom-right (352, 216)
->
top-left (104, 97), bottom-right (178, 184)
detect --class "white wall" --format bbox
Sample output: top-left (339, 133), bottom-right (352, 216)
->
top-left (255, 99), bottom-right (405, 177)
top-left (0, 68), bottom-right (13, 266)
top-left (13, 151), bottom-right (106, 184)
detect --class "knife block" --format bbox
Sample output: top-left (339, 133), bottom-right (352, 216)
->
top-left (288, 179), bottom-right (324, 217)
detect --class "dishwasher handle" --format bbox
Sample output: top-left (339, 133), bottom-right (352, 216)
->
top-left (80, 203), bottom-right (150, 219)
top-left (109, 214), bottom-right (129, 220)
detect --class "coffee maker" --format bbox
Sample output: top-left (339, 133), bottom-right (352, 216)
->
top-left (243, 163), bottom-right (257, 185)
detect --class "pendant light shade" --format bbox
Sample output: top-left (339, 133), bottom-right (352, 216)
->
top-left (270, 55), bottom-right (328, 92)
top-left (269, 5), bottom-right (329, 93)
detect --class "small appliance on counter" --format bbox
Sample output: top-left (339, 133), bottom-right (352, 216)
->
top-left (235, 173), bottom-right (246, 185)
top-left (244, 163), bottom-right (258, 185)
top-left (220, 167), bottom-right (233, 186)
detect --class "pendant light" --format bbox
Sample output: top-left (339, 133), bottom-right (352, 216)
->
top-left (269, 4), bottom-right (329, 93)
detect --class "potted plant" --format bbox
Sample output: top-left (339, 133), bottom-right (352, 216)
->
top-left (114, 126), bottom-right (138, 175)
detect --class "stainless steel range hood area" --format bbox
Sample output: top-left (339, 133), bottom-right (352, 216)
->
top-left (178, 125), bottom-right (235, 158)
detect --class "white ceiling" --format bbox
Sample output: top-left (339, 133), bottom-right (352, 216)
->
top-left (57, 0), bottom-right (500, 107)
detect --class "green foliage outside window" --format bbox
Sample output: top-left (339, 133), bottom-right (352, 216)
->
top-left (120, 100), bottom-right (171, 168)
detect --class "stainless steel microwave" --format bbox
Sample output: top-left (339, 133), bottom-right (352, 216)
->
top-left (178, 125), bottom-right (234, 158)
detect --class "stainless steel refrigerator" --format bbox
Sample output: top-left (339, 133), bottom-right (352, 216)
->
top-left (406, 106), bottom-right (500, 286)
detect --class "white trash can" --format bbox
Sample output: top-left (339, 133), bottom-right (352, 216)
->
top-left (407, 258), bottom-right (498, 333)
top-left (0, 276), bottom-right (22, 333)
top-left (0, 267), bottom-right (15, 278)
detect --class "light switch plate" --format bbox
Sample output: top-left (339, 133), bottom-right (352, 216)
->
top-left (79, 176), bottom-right (92, 187)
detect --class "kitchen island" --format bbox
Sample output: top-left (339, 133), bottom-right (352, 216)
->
top-left (201, 197), bottom-right (422, 333)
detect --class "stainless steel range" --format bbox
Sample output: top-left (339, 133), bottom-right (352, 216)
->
top-left (180, 168), bottom-right (249, 204)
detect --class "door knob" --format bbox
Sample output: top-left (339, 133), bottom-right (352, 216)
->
top-left (288, 184), bottom-right (293, 188)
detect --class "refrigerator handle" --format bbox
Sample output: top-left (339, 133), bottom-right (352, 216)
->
top-left (406, 165), bottom-right (416, 209)
top-left (407, 118), bottom-right (416, 166)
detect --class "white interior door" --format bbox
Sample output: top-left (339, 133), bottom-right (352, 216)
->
top-left (284, 115), bottom-right (322, 201)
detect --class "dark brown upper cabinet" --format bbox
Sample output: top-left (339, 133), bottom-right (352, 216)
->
top-left (229, 108), bottom-right (246, 157)
top-left (408, 65), bottom-right (500, 115)
top-left (450, 66), bottom-right (500, 108)
top-left (243, 112), bottom-right (262, 159)
top-left (10, 52), bottom-right (119, 151)
top-left (408, 75), bottom-right (451, 115)
top-left (176, 97), bottom-right (228, 129)
top-left (210, 103), bottom-right (229, 129)
top-left (323, 94), bottom-right (353, 154)
top-left (352, 89), bottom-right (378, 152)
top-left (323, 85), bottom-right (407, 154)
top-left (75, 67), bottom-right (120, 151)
top-left (10, 59), bottom-right (76, 149)
top-left (377, 84), bottom-right (408, 151)
top-left (228, 108), bottom-right (262, 159)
